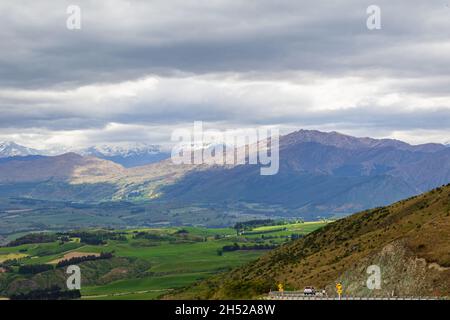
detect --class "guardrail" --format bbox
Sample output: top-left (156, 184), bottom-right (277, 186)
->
top-left (266, 292), bottom-right (442, 300)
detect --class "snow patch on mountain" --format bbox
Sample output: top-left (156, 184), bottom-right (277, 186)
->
top-left (79, 143), bottom-right (164, 158)
top-left (0, 141), bottom-right (41, 158)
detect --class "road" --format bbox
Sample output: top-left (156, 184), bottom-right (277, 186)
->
top-left (266, 291), bottom-right (441, 300)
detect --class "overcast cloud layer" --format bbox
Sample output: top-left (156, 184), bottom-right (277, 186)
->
top-left (0, 0), bottom-right (449, 148)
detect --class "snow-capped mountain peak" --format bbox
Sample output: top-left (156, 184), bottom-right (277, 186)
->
top-left (0, 141), bottom-right (41, 158)
top-left (80, 143), bottom-right (164, 158)
top-left (77, 143), bottom-right (171, 167)
top-left (0, 141), bottom-right (170, 167)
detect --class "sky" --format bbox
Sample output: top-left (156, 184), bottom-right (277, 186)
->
top-left (0, 0), bottom-right (449, 149)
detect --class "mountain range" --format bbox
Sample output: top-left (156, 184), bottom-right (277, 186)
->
top-left (160, 130), bottom-right (450, 216)
top-left (0, 142), bottom-right (170, 168)
top-left (0, 130), bottom-right (449, 220)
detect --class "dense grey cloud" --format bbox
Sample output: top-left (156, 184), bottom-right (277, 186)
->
top-left (0, 0), bottom-right (449, 147)
top-left (2, 0), bottom-right (450, 87)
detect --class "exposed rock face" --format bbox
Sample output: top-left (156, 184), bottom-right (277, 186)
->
top-left (332, 240), bottom-right (450, 297)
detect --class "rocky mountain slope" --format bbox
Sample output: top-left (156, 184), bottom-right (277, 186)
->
top-left (168, 183), bottom-right (450, 299)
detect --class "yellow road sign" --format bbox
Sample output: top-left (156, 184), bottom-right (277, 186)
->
top-left (336, 283), bottom-right (343, 295)
top-left (277, 283), bottom-right (284, 292)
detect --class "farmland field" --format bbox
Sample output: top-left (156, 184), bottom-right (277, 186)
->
top-left (0, 220), bottom-right (327, 299)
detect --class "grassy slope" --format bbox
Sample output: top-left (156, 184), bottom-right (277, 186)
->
top-left (168, 184), bottom-right (450, 299)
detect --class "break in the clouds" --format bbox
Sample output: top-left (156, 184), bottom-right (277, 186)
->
top-left (0, 0), bottom-right (449, 148)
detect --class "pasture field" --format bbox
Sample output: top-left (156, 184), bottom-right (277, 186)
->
top-left (242, 221), bottom-right (327, 237)
top-left (0, 220), bottom-right (328, 299)
top-left (0, 253), bottom-right (28, 263)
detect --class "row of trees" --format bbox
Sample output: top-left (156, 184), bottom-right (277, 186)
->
top-left (18, 264), bottom-right (53, 275)
top-left (65, 231), bottom-right (126, 245)
top-left (56, 252), bottom-right (113, 268)
top-left (6, 233), bottom-right (60, 247)
top-left (4, 230), bottom-right (128, 248)
top-left (233, 219), bottom-right (275, 233)
top-left (9, 286), bottom-right (81, 300)
top-left (218, 243), bottom-right (278, 255)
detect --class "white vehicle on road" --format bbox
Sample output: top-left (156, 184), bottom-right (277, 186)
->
top-left (303, 286), bottom-right (316, 296)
